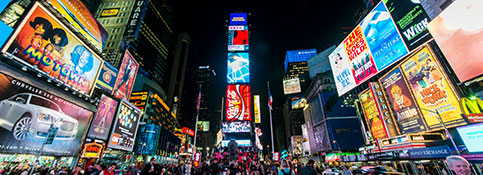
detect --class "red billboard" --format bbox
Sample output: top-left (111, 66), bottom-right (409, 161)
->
top-left (226, 85), bottom-right (251, 121)
top-left (112, 50), bottom-right (138, 100)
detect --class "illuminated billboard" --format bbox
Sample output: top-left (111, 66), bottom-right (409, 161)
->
top-left (254, 95), bottom-right (261, 124)
top-left (100, 8), bottom-right (120, 17)
top-left (226, 85), bottom-right (251, 121)
top-left (229, 13), bottom-right (247, 26)
top-left (197, 121), bottom-right (210, 132)
top-left (45, 0), bottom-right (107, 51)
top-left (129, 91), bottom-right (149, 111)
top-left (96, 62), bottom-right (118, 94)
top-left (428, 0), bottom-right (483, 83)
top-left (108, 99), bottom-right (142, 151)
top-left (283, 78), bottom-right (301, 95)
top-left (228, 30), bottom-right (249, 51)
top-left (1, 2), bottom-right (103, 95)
top-left (222, 121), bottom-right (250, 133)
top-left (227, 52), bottom-right (250, 83)
top-left (329, 43), bottom-right (357, 96)
top-left (221, 140), bottom-right (251, 147)
top-left (0, 72), bottom-right (93, 156)
top-left (291, 95), bottom-right (307, 109)
top-left (87, 94), bottom-right (118, 140)
top-left (112, 50), bottom-right (139, 100)
top-left (359, 89), bottom-right (387, 139)
top-left (457, 123), bottom-right (483, 153)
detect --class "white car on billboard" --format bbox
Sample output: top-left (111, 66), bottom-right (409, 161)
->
top-left (0, 93), bottom-right (78, 140)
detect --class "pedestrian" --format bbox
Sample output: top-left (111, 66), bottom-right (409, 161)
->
top-left (128, 164), bottom-right (138, 175)
top-left (298, 160), bottom-right (316, 175)
top-left (210, 159), bottom-right (219, 175)
top-left (141, 158), bottom-right (159, 175)
top-left (73, 166), bottom-right (83, 175)
top-left (278, 160), bottom-right (294, 175)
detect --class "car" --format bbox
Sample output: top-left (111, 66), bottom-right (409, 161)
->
top-left (0, 93), bottom-right (78, 141)
top-left (359, 166), bottom-right (406, 175)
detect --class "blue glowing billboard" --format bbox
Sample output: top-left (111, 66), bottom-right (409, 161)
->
top-left (227, 52), bottom-right (250, 83)
top-left (457, 123), bottom-right (483, 153)
top-left (229, 13), bottom-right (247, 26)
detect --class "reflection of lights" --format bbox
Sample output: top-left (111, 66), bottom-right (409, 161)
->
top-left (469, 96), bottom-right (477, 100)
top-left (21, 66), bottom-right (28, 71)
top-left (37, 73), bottom-right (42, 77)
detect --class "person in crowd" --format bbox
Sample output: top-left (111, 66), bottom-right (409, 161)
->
top-left (72, 166), bottom-right (83, 175)
top-left (298, 159), bottom-right (316, 175)
top-left (141, 158), bottom-right (159, 175)
top-left (278, 160), bottom-right (294, 175)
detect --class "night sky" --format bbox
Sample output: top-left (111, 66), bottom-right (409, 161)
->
top-left (175, 0), bottom-right (365, 149)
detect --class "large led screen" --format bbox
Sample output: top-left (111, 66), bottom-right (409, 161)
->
top-left (95, 62), bottom-right (118, 94)
top-left (360, 2), bottom-right (408, 70)
top-left (227, 52), bottom-right (250, 83)
top-left (283, 78), bottom-right (302, 95)
top-left (221, 140), bottom-right (251, 147)
top-left (400, 45), bottom-right (466, 130)
top-left (112, 50), bottom-right (138, 100)
top-left (222, 122), bottom-right (250, 133)
top-left (0, 72), bottom-right (93, 156)
top-left (226, 85), bottom-right (251, 121)
top-left (428, 0), bottom-right (483, 83)
top-left (87, 94), bottom-right (118, 140)
top-left (359, 90), bottom-right (387, 139)
top-left (253, 95), bottom-right (261, 124)
top-left (1, 2), bottom-right (103, 95)
top-left (329, 44), bottom-right (357, 96)
top-left (228, 29), bottom-right (249, 51)
top-left (108, 99), bottom-right (141, 151)
top-left (457, 123), bottom-right (483, 153)
top-left (229, 13), bottom-right (247, 26)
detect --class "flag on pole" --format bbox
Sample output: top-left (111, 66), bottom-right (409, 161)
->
top-left (267, 82), bottom-right (273, 110)
top-left (196, 85), bottom-right (202, 110)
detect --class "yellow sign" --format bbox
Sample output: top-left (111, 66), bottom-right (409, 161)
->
top-left (81, 143), bottom-right (104, 158)
top-left (400, 45), bottom-right (466, 130)
top-left (254, 95), bottom-right (261, 123)
top-left (359, 90), bottom-right (387, 139)
top-left (100, 8), bottom-right (120, 17)
top-left (460, 97), bottom-right (483, 123)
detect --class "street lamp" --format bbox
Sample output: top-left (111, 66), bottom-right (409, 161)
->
top-left (419, 108), bottom-right (460, 155)
top-left (333, 140), bottom-right (341, 153)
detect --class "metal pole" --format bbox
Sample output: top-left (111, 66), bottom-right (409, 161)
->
top-left (421, 108), bottom-right (459, 155)
top-left (192, 84), bottom-right (202, 160)
top-left (268, 82), bottom-right (275, 157)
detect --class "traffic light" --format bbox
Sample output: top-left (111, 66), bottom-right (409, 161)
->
top-left (45, 127), bottom-right (59, 144)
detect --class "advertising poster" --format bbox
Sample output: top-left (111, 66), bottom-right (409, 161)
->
top-left (400, 46), bottom-right (466, 130)
top-left (291, 96), bottom-right (307, 110)
top-left (108, 100), bottom-right (141, 151)
top-left (383, 0), bottom-right (432, 51)
top-left (343, 26), bottom-right (378, 84)
top-left (0, 73), bottom-right (92, 156)
top-left (361, 2), bottom-right (409, 70)
top-left (380, 68), bottom-right (427, 134)
top-left (329, 43), bottom-right (357, 96)
top-left (428, 0), bottom-right (483, 83)
top-left (87, 94), bottom-right (118, 140)
top-left (459, 97), bottom-right (483, 123)
top-left (197, 121), bottom-right (210, 132)
top-left (136, 124), bottom-right (159, 155)
top-left (291, 136), bottom-right (303, 155)
top-left (227, 52), bottom-right (250, 83)
top-left (124, 0), bottom-right (149, 39)
top-left (253, 95), bottom-right (261, 123)
top-left (46, 0), bottom-right (107, 51)
top-left (226, 85), bottom-right (251, 121)
top-left (112, 50), bottom-right (139, 100)
top-left (229, 13), bottom-right (247, 26)
top-left (222, 122), bottom-right (250, 133)
top-left (369, 82), bottom-right (399, 137)
top-left (100, 8), bottom-right (120, 18)
top-left (1, 3), bottom-right (103, 95)
top-left (96, 62), bottom-right (118, 94)
top-left (282, 78), bottom-right (301, 94)
top-left (457, 123), bottom-right (483, 152)
top-left (359, 90), bottom-right (387, 139)
top-left (129, 91), bottom-right (149, 111)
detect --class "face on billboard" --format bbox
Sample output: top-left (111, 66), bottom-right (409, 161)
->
top-left (359, 90), bottom-right (387, 139)
top-left (1, 3), bottom-right (103, 95)
top-left (87, 94), bottom-right (118, 140)
top-left (229, 13), bottom-right (247, 26)
top-left (400, 46), bottom-right (466, 130)
top-left (227, 52), bottom-right (250, 83)
top-left (222, 122), bottom-right (250, 133)
top-left (0, 72), bottom-right (92, 156)
top-left (96, 62), bottom-right (118, 94)
top-left (113, 50), bottom-right (139, 100)
top-left (380, 68), bottom-right (427, 134)
top-left (226, 85), bottom-right (251, 121)
top-left (108, 100), bottom-right (141, 151)
top-left (283, 78), bottom-right (302, 95)
top-left (360, 2), bottom-right (409, 70)
top-left (329, 44), bottom-right (357, 96)
top-left (428, 0), bottom-right (483, 83)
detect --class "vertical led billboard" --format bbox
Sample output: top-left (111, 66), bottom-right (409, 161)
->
top-left (112, 50), bottom-right (139, 100)
top-left (400, 46), bottom-right (466, 130)
top-left (229, 13), bottom-right (247, 26)
top-left (428, 0), bottom-right (483, 83)
top-left (254, 95), bottom-right (261, 124)
top-left (87, 94), bottom-right (118, 140)
top-left (227, 52), bottom-right (250, 83)
top-left (226, 85), bottom-right (251, 121)
top-left (108, 99), bottom-right (142, 151)
top-left (228, 29), bottom-right (249, 51)
top-left (359, 90), bottom-right (387, 139)
top-left (1, 2), bottom-right (103, 95)
top-left (329, 44), bottom-right (357, 96)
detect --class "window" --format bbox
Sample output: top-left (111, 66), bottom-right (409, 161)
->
top-left (30, 96), bottom-right (61, 112)
top-left (10, 94), bottom-right (29, 104)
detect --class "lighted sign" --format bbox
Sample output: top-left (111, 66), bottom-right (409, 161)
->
top-left (459, 97), bottom-right (483, 123)
top-left (96, 62), bottom-right (118, 94)
top-left (108, 99), bottom-right (142, 151)
top-left (100, 8), bottom-right (120, 17)
top-left (359, 89), bottom-right (387, 139)
top-left (129, 91), bottom-right (149, 111)
top-left (81, 142), bottom-right (104, 158)
top-left (221, 140), bottom-right (251, 147)
top-left (227, 52), bottom-right (250, 83)
top-left (226, 85), bottom-right (251, 121)
top-left (329, 43), bottom-right (357, 96)
top-left (457, 123), bottom-right (483, 153)
top-left (283, 78), bottom-right (302, 95)
top-left (229, 13), bottom-right (247, 26)
top-left (87, 94), bottom-right (118, 140)
top-left (222, 122), bottom-right (251, 133)
top-left (228, 30), bottom-right (249, 51)
top-left (254, 95), bottom-right (261, 123)
top-left (112, 50), bottom-right (139, 100)
top-left (197, 121), bottom-right (210, 132)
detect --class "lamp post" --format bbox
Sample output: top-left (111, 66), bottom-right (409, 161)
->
top-left (29, 118), bottom-right (62, 175)
top-left (420, 108), bottom-right (459, 155)
top-left (332, 140), bottom-right (341, 153)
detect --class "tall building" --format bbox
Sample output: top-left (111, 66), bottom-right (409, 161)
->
top-left (167, 33), bottom-right (191, 116)
top-left (284, 49), bottom-right (316, 91)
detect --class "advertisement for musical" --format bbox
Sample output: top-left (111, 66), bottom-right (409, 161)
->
top-left (380, 67), bottom-right (427, 134)
top-left (359, 90), bottom-right (387, 139)
top-left (81, 142), bottom-right (104, 158)
top-left (1, 3), bottom-right (103, 95)
top-left (428, 0), bottom-right (483, 83)
top-left (95, 62), bottom-right (118, 94)
top-left (108, 99), bottom-right (141, 151)
top-left (329, 43), bottom-right (357, 96)
top-left (369, 82), bottom-right (399, 137)
top-left (400, 46), bottom-right (466, 130)
top-left (383, 0), bottom-right (432, 51)
top-left (112, 50), bottom-right (139, 100)
top-left (87, 94), bottom-right (118, 141)
top-left (360, 1), bottom-right (409, 70)
top-left (226, 85), bottom-right (251, 121)
top-left (0, 72), bottom-right (93, 156)
top-left (343, 26), bottom-right (378, 84)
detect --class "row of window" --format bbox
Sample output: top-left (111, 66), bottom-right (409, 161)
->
top-left (99, 1), bottom-right (133, 8)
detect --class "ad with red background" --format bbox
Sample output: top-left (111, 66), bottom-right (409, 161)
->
top-left (112, 50), bottom-right (138, 100)
top-left (226, 85), bottom-right (251, 121)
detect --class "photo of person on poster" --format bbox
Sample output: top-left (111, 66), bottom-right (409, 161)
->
top-left (390, 85), bottom-right (412, 111)
top-left (446, 155), bottom-right (473, 175)
top-left (17, 17), bottom-right (52, 64)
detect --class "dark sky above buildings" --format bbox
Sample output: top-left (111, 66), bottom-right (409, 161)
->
top-left (175, 0), bottom-right (365, 147)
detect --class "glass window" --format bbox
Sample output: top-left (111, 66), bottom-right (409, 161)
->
top-left (29, 96), bottom-right (61, 112)
top-left (10, 94), bottom-right (29, 104)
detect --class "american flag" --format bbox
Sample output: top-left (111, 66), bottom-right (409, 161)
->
top-left (268, 82), bottom-right (273, 110)
top-left (196, 85), bottom-right (201, 110)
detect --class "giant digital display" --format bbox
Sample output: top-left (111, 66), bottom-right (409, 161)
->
top-left (457, 123), bottom-right (483, 153)
top-left (227, 52), bottom-right (250, 83)
top-left (360, 2), bottom-right (409, 70)
top-left (380, 67), bottom-right (427, 134)
top-left (221, 140), bottom-right (251, 147)
top-left (428, 0), bottom-right (483, 83)
top-left (400, 45), bottom-right (466, 130)
top-left (253, 95), bottom-right (261, 124)
top-left (344, 26), bottom-right (377, 85)
top-left (228, 29), bottom-right (249, 51)
top-left (0, 72), bottom-right (93, 156)
top-left (229, 13), bottom-right (247, 26)
top-left (283, 78), bottom-right (302, 95)
top-left (329, 43), bottom-right (357, 96)
top-left (222, 122), bottom-right (251, 133)
top-left (226, 85), bottom-right (251, 121)
top-left (359, 90), bottom-right (387, 139)
top-left (87, 94), bottom-right (118, 140)
top-left (1, 2), bottom-right (103, 95)
top-left (383, 0), bottom-right (432, 51)
top-left (108, 99), bottom-right (142, 151)
top-left (96, 62), bottom-right (118, 94)
top-left (112, 50), bottom-right (138, 100)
